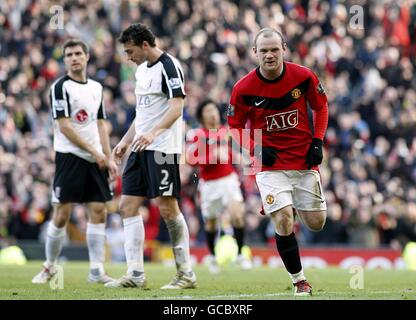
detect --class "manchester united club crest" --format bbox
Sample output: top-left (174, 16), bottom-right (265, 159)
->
top-left (266, 194), bottom-right (274, 205)
top-left (75, 109), bottom-right (89, 124)
top-left (291, 88), bottom-right (301, 99)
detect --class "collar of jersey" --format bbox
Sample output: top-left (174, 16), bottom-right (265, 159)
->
top-left (256, 62), bottom-right (286, 84)
top-left (147, 52), bottom-right (165, 68)
top-left (67, 75), bottom-right (88, 84)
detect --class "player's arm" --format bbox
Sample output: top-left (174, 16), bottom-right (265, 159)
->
top-left (112, 120), bottom-right (135, 165)
top-left (227, 87), bottom-right (277, 167)
top-left (97, 119), bottom-right (118, 178)
top-left (57, 118), bottom-right (107, 169)
top-left (97, 120), bottom-right (111, 157)
top-left (305, 70), bottom-right (329, 168)
top-left (131, 97), bottom-right (183, 152)
top-left (151, 97), bottom-right (183, 137)
top-left (96, 95), bottom-right (112, 158)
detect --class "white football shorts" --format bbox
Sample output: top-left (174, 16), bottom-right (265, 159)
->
top-left (256, 170), bottom-right (326, 215)
top-left (199, 172), bottom-right (244, 219)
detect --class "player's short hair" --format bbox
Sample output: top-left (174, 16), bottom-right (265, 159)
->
top-left (196, 99), bottom-right (219, 124)
top-left (118, 23), bottom-right (156, 47)
top-left (254, 28), bottom-right (286, 47)
top-left (63, 39), bottom-right (89, 55)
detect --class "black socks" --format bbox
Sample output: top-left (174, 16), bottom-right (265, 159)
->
top-left (275, 232), bottom-right (302, 274)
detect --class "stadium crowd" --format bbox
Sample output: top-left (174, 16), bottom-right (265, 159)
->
top-left (0, 0), bottom-right (416, 253)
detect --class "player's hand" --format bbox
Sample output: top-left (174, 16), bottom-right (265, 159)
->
top-left (254, 145), bottom-right (277, 167)
top-left (92, 150), bottom-right (108, 170)
top-left (112, 141), bottom-right (129, 165)
top-left (306, 138), bottom-right (323, 169)
top-left (132, 132), bottom-right (155, 152)
top-left (107, 159), bottom-right (118, 180)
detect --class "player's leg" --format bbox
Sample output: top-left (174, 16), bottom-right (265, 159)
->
top-left (297, 210), bottom-right (326, 231)
top-left (85, 202), bottom-right (112, 284)
top-left (81, 160), bottom-right (115, 284)
top-left (227, 200), bottom-right (252, 270)
top-left (293, 170), bottom-right (327, 232)
top-left (205, 218), bottom-right (218, 256)
top-left (105, 195), bottom-right (147, 288)
top-left (200, 183), bottom-right (222, 274)
top-left (33, 152), bottom-right (85, 284)
top-left (105, 151), bottom-right (148, 288)
top-left (32, 203), bottom-right (72, 284)
top-left (143, 151), bottom-right (196, 289)
top-left (256, 170), bottom-right (312, 296)
top-left (204, 217), bottom-right (220, 274)
top-left (270, 205), bottom-right (308, 284)
top-left (158, 196), bottom-right (196, 289)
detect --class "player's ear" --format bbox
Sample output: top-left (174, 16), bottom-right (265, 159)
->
top-left (252, 46), bottom-right (257, 55)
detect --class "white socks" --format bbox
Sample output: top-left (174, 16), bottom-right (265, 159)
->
top-left (165, 213), bottom-right (192, 274)
top-left (123, 216), bottom-right (145, 275)
top-left (289, 268), bottom-right (306, 284)
top-left (45, 222), bottom-right (66, 266)
top-left (86, 223), bottom-right (106, 275)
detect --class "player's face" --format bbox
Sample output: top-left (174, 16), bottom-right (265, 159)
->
top-left (202, 103), bottom-right (220, 128)
top-left (254, 34), bottom-right (286, 75)
top-left (123, 41), bottom-right (147, 65)
top-left (64, 45), bottom-right (89, 74)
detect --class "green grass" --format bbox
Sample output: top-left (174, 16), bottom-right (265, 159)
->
top-left (0, 261), bottom-right (415, 300)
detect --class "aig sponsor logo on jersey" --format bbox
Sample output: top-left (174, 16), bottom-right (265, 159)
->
top-left (265, 109), bottom-right (298, 131)
top-left (168, 78), bottom-right (181, 89)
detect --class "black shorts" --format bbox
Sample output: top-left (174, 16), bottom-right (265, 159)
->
top-left (52, 152), bottom-right (113, 203)
top-left (122, 151), bottom-right (181, 199)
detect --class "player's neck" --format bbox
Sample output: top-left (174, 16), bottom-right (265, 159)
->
top-left (260, 63), bottom-right (284, 80)
top-left (147, 47), bottom-right (164, 65)
top-left (68, 71), bottom-right (87, 83)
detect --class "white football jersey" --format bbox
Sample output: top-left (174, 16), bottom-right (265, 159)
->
top-left (134, 52), bottom-right (185, 154)
top-left (50, 76), bottom-right (106, 162)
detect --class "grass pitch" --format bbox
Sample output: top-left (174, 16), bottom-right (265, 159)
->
top-left (0, 261), bottom-right (414, 300)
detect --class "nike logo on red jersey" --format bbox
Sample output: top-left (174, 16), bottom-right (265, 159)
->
top-left (242, 77), bottom-right (311, 110)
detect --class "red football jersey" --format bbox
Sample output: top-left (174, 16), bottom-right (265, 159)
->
top-left (186, 125), bottom-right (235, 181)
top-left (228, 62), bottom-right (328, 171)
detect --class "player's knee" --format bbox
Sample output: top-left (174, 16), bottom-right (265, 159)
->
top-left (231, 216), bottom-right (244, 228)
top-left (90, 206), bottom-right (107, 223)
top-left (204, 219), bottom-right (217, 232)
top-left (53, 204), bottom-right (71, 226)
top-left (158, 202), bottom-right (175, 220)
top-left (275, 216), bottom-right (293, 235)
top-left (308, 213), bottom-right (326, 232)
top-left (119, 200), bottom-right (136, 217)
top-left (157, 197), bottom-right (180, 220)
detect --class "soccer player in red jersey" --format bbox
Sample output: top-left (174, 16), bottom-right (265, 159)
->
top-left (187, 100), bottom-right (252, 273)
top-left (228, 28), bottom-right (328, 296)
